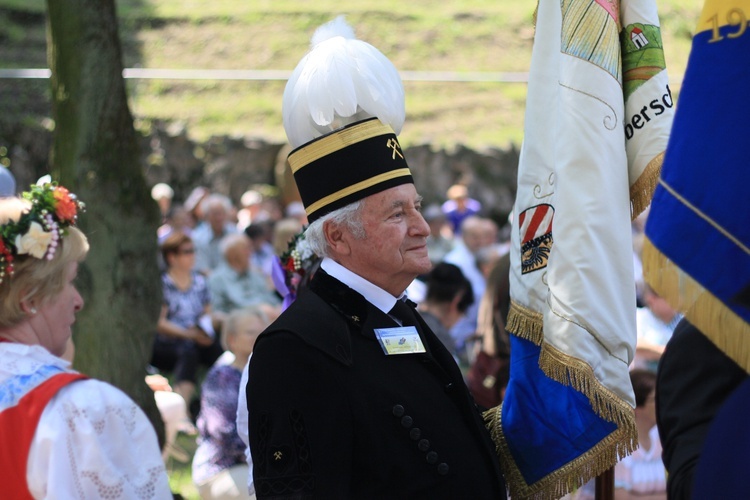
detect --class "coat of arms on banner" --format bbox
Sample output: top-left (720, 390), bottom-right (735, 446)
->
top-left (519, 203), bottom-right (554, 275)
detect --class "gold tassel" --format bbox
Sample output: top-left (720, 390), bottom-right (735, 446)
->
top-left (630, 152), bottom-right (663, 220)
top-left (539, 343), bottom-right (637, 429)
top-left (507, 301), bottom-right (544, 345)
top-left (643, 237), bottom-right (750, 373)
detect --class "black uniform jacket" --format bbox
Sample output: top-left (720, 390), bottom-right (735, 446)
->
top-left (656, 319), bottom-right (747, 499)
top-left (246, 270), bottom-right (506, 499)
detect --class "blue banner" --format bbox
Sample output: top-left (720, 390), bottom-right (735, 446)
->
top-left (644, 0), bottom-right (750, 370)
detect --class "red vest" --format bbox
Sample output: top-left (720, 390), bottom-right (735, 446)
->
top-left (0, 372), bottom-right (87, 499)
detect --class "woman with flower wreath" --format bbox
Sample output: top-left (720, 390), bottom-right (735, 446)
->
top-left (0, 179), bottom-right (171, 499)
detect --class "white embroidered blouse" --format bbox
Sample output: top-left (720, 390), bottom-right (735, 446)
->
top-left (0, 343), bottom-right (172, 499)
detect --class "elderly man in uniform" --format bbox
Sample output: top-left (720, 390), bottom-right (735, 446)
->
top-left (238, 16), bottom-right (505, 500)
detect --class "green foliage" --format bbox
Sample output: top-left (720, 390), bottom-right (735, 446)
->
top-left (0, 0), bottom-right (703, 148)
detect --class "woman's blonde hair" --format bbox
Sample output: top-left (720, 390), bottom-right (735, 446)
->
top-left (0, 198), bottom-right (89, 328)
top-left (221, 305), bottom-right (269, 352)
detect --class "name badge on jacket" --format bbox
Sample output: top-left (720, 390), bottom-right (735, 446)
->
top-left (374, 326), bottom-right (427, 355)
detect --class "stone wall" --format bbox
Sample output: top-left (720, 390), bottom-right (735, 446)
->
top-left (1, 122), bottom-right (519, 225)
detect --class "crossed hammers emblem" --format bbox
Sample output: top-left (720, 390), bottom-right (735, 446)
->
top-left (386, 138), bottom-right (404, 160)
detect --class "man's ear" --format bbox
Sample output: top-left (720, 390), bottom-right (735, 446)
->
top-left (324, 220), bottom-right (351, 256)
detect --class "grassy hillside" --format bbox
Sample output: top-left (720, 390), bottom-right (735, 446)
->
top-left (1, 0), bottom-right (702, 149)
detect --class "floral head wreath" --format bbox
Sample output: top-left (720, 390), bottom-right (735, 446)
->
top-left (271, 230), bottom-right (320, 311)
top-left (0, 176), bottom-right (85, 285)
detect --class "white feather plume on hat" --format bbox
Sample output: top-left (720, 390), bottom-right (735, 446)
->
top-left (282, 16), bottom-right (405, 149)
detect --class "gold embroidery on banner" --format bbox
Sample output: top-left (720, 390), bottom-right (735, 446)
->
top-left (657, 179), bottom-right (750, 255)
top-left (704, 8), bottom-right (748, 43)
top-left (559, 82), bottom-right (619, 130)
top-left (533, 173), bottom-right (556, 199)
top-left (545, 295), bottom-right (629, 364)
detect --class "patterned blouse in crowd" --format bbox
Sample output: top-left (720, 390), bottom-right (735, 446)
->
top-left (161, 271), bottom-right (211, 334)
top-left (192, 363), bottom-right (247, 485)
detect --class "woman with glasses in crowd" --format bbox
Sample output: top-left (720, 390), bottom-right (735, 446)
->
top-left (152, 231), bottom-right (223, 407)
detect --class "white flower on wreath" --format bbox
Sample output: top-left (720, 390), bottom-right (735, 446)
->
top-left (296, 238), bottom-right (314, 261)
top-left (15, 221), bottom-right (53, 259)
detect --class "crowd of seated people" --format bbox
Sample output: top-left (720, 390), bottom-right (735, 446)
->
top-left (147, 181), bottom-right (674, 500)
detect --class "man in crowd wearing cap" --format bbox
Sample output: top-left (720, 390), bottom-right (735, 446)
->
top-left (238, 16), bottom-right (505, 499)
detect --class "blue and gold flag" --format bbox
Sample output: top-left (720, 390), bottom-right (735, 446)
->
top-left (643, 0), bottom-right (750, 370)
top-left (483, 0), bottom-right (674, 497)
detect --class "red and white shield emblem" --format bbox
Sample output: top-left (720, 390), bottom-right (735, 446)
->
top-left (518, 204), bottom-right (554, 274)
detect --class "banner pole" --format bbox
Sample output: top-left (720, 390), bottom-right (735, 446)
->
top-left (594, 466), bottom-right (614, 500)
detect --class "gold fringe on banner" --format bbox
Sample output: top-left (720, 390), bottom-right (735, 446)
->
top-left (483, 376), bottom-right (637, 499)
top-left (486, 302), bottom-right (638, 499)
top-left (642, 237), bottom-right (750, 373)
top-left (539, 342), bottom-right (637, 430)
top-left (506, 300), bottom-right (544, 345)
top-left (630, 152), bottom-right (663, 220)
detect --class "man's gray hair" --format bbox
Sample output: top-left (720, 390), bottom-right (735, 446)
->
top-left (304, 200), bottom-right (365, 258)
top-left (200, 193), bottom-right (233, 214)
top-left (219, 232), bottom-right (249, 257)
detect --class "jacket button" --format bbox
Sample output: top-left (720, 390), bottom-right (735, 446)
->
top-left (400, 415), bottom-right (413, 428)
top-left (409, 428), bottom-right (421, 441)
top-left (426, 451), bottom-right (438, 464)
top-left (392, 405), bottom-right (405, 417)
top-left (437, 463), bottom-right (450, 475)
top-left (418, 439), bottom-right (430, 452)
top-left (444, 382), bottom-right (454, 392)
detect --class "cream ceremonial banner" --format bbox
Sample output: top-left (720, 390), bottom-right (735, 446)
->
top-left (482, 0), bottom-right (664, 497)
top-left (621, 0), bottom-right (675, 217)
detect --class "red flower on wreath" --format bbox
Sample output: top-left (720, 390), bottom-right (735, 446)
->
top-left (0, 238), bottom-right (14, 280)
top-left (283, 256), bottom-right (297, 273)
top-left (53, 187), bottom-right (78, 222)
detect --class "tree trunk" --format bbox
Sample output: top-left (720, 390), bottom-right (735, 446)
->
top-left (46, 0), bottom-right (164, 444)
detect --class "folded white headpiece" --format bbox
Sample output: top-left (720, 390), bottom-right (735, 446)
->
top-left (282, 16), bottom-right (405, 149)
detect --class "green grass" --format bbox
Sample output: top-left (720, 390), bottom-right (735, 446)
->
top-left (165, 432), bottom-right (200, 500)
top-left (0, 0), bottom-right (702, 149)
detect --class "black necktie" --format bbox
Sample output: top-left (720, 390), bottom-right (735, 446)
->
top-left (389, 298), bottom-right (418, 327)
